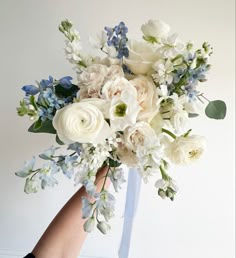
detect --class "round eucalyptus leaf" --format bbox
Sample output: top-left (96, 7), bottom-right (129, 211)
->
top-left (205, 100), bottom-right (227, 119)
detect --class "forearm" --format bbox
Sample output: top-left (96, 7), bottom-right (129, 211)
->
top-left (32, 165), bottom-right (110, 258)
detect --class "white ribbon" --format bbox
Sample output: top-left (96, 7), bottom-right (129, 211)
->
top-left (118, 168), bottom-right (142, 258)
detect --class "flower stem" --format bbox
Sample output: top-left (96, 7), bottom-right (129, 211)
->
top-left (162, 128), bottom-right (177, 139)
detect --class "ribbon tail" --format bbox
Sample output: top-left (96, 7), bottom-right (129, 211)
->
top-left (118, 168), bottom-right (142, 258)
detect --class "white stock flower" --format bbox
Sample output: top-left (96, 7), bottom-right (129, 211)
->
top-left (65, 39), bottom-right (82, 64)
top-left (78, 64), bottom-right (108, 99)
top-left (129, 75), bottom-right (158, 121)
top-left (157, 34), bottom-right (185, 58)
top-left (53, 102), bottom-right (111, 144)
top-left (152, 59), bottom-right (174, 85)
top-left (124, 121), bottom-right (158, 151)
top-left (141, 19), bottom-right (170, 42)
top-left (109, 87), bottom-right (140, 131)
top-left (123, 40), bottom-right (158, 75)
top-left (165, 135), bottom-right (206, 165)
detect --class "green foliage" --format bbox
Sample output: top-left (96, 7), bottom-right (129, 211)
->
top-left (28, 119), bottom-right (56, 134)
top-left (108, 158), bottom-right (121, 168)
top-left (55, 84), bottom-right (78, 98)
top-left (56, 135), bottom-right (64, 145)
top-left (17, 100), bottom-right (28, 116)
top-left (205, 100), bottom-right (227, 120)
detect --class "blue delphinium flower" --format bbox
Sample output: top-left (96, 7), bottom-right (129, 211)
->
top-left (67, 142), bottom-right (82, 154)
top-left (39, 161), bottom-right (59, 189)
top-left (15, 157), bottom-right (36, 177)
top-left (60, 155), bottom-right (78, 179)
top-left (59, 76), bottom-right (73, 89)
top-left (39, 75), bottom-right (54, 90)
top-left (22, 85), bottom-right (40, 96)
top-left (104, 21), bottom-right (129, 59)
top-left (39, 146), bottom-right (60, 160)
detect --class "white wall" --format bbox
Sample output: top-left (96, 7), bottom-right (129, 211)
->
top-left (0, 0), bottom-right (235, 258)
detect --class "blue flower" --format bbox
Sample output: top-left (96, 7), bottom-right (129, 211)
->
top-left (104, 21), bottom-right (129, 59)
top-left (39, 161), bottom-right (59, 189)
top-left (39, 146), bottom-right (60, 160)
top-left (60, 155), bottom-right (78, 179)
top-left (67, 142), bottom-right (82, 154)
top-left (22, 85), bottom-right (40, 96)
top-left (39, 76), bottom-right (54, 90)
top-left (15, 157), bottom-right (36, 177)
top-left (59, 76), bottom-right (73, 89)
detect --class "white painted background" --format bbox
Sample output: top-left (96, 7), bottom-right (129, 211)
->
top-left (0, 0), bottom-right (235, 258)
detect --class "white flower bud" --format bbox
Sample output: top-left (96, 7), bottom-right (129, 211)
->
top-left (97, 221), bottom-right (111, 234)
top-left (83, 217), bottom-right (95, 233)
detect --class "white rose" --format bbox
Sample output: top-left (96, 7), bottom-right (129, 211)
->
top-left (124, 122), bottom-right (158, 151)
top-left (78, 64), bottom-right (108, 99)
top-left (106, 65), bottom-right (124, 80)
top-left (116, 142), bottom-right (139, 167)
top-left (165, 135), bottom-right (206, 165)
top-left (130, 75), bottom-right (158, 121)
top-left (102, 77), bottom-right (136, 100)
top-left (141, 20), bottom-right (170, 42)
top-left (53, 102), bottom-right (111, 144)
top-left (123, 40), bottom-right (158, 75)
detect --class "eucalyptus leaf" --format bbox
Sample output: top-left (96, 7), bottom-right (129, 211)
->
top-left (56, 135), bottom-right (64, 145)
top-left (205, 100), bottom-right (227, 120)
top-left (108, 158), bottom-right (121, 168)
top-left (28, 119), bottom-right (56, 134)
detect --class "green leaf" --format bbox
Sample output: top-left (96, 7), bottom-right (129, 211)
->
top-left (108, 158), bottom-right (121, 168)
top-left (205, 100), bottom-right (227, 120)
top-left (56, 135), bottom-right (64, 145)
top-left (28, 119), bottom-right (57, 134)
top-left (55, 84), bottom-right (78, 98)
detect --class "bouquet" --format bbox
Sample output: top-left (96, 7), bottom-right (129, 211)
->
top-left (16, 19), bottom-right (226, 234)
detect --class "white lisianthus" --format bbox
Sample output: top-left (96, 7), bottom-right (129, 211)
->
top-left (124, 121), bottom-right (158, 151)
top-left (78, 64), bottom-right (108, 99)
top-left (123, 40), bottom-right (159, 75)
top-left (130, 75), bottom-right (158, 121)
top-left (102, 77), bottom-right (136, 100)
top-left (165, 135), bottom-right (206, 165)
top-left (141, 19), bottom-right (170, 43)
top-left (184, 97), bottom-right (204, 115)
top-left (109, 87), bottom-right (140, 131)
top-left (52, 102), bottom-right (111, 144)
top-left (149, 113), bottom-right (165, 135)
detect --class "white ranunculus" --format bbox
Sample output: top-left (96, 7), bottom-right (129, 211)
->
top-left (109, 87), bottom-right (140, 131)
top-left (78, 64), bottom-right (108, 99)
top-left (130, 75), bottom-right (158, 121)
top-left (124, 121), bottom-right (158, 151)
top-left (141, 20), bottom-right (170, 41)
top-left (53, 102), bottom-right (111, 144)
top-left (123, 40), bottom-right (159, 75)
top-left (102, 77), bottom-right (136, 100)
top-left (165, 135), bottom-right (206, 165)
top-left (80, 98), bottom-right (110, 118)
